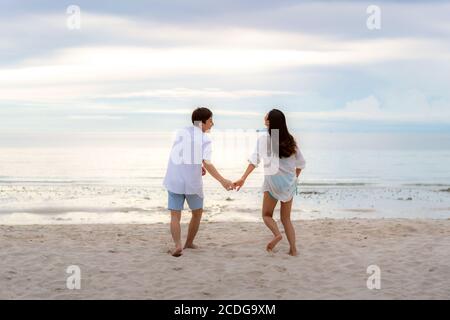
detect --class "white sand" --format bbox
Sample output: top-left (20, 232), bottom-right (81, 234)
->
top-left (1, 219), bottom-right (449, 299)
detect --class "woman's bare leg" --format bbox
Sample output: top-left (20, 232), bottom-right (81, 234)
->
top-left (262, 192), bottom-right (282, 252)
top-left (170, 211), bottom-right (183, 257)
top-left (184, 208), bottom-right (202, 249)
top-left (280, 199), bottom-right (297, 256)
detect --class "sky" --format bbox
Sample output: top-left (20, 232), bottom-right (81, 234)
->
top-left (1, 0), bottom-right (450, 133)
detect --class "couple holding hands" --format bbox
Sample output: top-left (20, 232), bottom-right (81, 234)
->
top-left (163, 107), bottom-right (306, 257)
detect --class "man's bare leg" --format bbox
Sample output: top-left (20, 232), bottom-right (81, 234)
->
top-left (170, 211), bottom-right (183, 257)
top-left (184, 208), bottom-right (202, 249)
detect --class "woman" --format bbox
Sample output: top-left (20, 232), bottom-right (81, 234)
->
top-left (234, 109), bottom-right (306, 256)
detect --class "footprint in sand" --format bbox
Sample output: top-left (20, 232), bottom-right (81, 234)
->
top-left (248, 271), bottom-right (264, 277)
top-left (274, 266), bottom-right (287, 272)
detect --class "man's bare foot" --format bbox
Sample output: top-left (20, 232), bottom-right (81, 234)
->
top-left (266, 234), bottom-right (282, 252)
top-left (169, 245), bottom-right (183, 257)
top-left (288, 248), bottom-right (298, 256)
top-left (184, 243), bottom-right (198, 249)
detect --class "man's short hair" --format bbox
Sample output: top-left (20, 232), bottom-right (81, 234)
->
top-left (191, 107), bottom-right (213, 125)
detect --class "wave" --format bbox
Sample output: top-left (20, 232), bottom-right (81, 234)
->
top-left (0, 176), bottom-right (165, 185)
top-left (0, 206), bottom-right (154, 215)
top-left (299, 182), bottom-right (372, 186)
top-left (0, 180), bottom-right (103, 184)
top-left (402, 183), bottom-right (450, 187)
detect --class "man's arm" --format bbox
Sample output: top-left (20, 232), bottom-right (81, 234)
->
top-left (296, 168), bottom-right (302, 177)
top-left (203, 160), bottom-right (234, 190)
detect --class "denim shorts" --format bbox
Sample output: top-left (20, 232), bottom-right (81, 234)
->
top-left (168, 191), bottom-right (203, 211)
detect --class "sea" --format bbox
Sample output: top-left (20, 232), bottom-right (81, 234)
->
top-left (0, 131), bottom-right (449, 224)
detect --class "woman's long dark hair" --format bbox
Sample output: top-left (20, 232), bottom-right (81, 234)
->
top-left (267, 109), bottom-right (297, 158)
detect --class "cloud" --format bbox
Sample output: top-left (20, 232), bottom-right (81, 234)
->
top-left (99, 88), bottom-right (295, 99)
top-left (0, 4), bottom-right (450, 132)
top-left (343, 95), bottom-right (382, 114)
top-left (67, 115), bottom-right (123, 120)
top-left (291, 93), bottom-right (450, 123)
top-left (0, 36), bottom-right (446, 86)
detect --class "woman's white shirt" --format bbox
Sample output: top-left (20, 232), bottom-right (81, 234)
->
top-left (249, 132), bottom-right (305, 202)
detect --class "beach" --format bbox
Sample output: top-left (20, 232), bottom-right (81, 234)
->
top-left (1, 218), bottom-right (449, 300)
top-left (1, 132), bottom-right (449, 299)
top-left (3, 0), bottom-right (450, 304)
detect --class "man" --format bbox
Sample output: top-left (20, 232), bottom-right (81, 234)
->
top-left (163, 107), bottom-right (234, 257)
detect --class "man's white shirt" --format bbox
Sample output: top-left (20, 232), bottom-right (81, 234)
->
top-left (163, 126), bottom-right (212, 198)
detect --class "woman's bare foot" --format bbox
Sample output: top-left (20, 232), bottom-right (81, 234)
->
top-left (288, 248), bottom-right (298, 256)
top-left (169, 245), bottom-right (183, 257)
top-left (266, 234), bottom-right (282, 252)
top-left (184, 243), bottom-right (198, 249)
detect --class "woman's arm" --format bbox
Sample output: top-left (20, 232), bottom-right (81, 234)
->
top-left (203, 160), bottom-right (234, 190)
top-left (294, 140), bottom-right (305, 179)
top-left (234, 163), bottom-right (256, 191)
